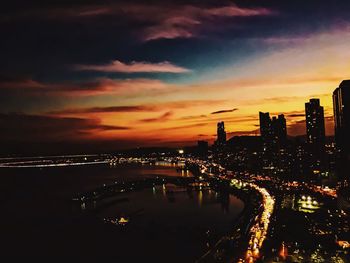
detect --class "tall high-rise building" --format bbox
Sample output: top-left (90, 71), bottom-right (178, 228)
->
top-left (259, 112), bottom-right (288, 173)
top-left (259, 112), bottom-right (271, 144)
top-left (305, 98), bottom-right (325, 170)
top-left (272, 114), bottom-right (287, 146)
top-left (259, 112), bottom-right (272, 168)
top-left (305, 99), bottom-right (325, 146)
top-left (259, 112), bottom-right (287, 147)
top-left (333, 80), bottom-right (350, 161)
top-left (216, 121), bottom-right (226, 145)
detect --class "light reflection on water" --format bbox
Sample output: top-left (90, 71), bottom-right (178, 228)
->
top-left (97, 183), bottom-right (244, 262)
top-left (0, 163), bottom-right (244, 263)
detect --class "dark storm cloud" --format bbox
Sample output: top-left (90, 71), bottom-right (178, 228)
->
top-left (0, 113), bottom-right (129, 142)
top-left (211, 108), bottom-right (239, 115)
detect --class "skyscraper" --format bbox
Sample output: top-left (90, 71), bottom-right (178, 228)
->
top-left (259, 112), bottom-right (271, 145)
top-left (216, 121), bottom-right (226, 145)
top-left (333, 80), bottom-right (350, 161)
top-left (259, 112), bottom-right (287, 147)
top-left (259, 112), bottom-right (288, 173)
top-left (305, 98), bottom-right (325, 170)
top-left (305, 99), bottom-right (325, 146)
top-left (333, 81), bottom-right (350, 185)
top-left (272, 114), bottom-right (287, 146)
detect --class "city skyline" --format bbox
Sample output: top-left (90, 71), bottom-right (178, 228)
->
top-left (2, 2), bottom-right (350, 261)
top-left (1, 0), bottom-right (350, 152)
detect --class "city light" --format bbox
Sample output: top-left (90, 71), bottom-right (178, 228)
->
top-left (242, 183), bottom-right (275, 262)
top-left (2, 2), bottom-right (350, 262)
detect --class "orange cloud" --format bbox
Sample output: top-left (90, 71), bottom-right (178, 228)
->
top-left (47, 100), bottom-right (226, 116)
top-left (0, 78), bottom-right (173, 96)
top-left (139, 111), bottom-right (173, 122)
top-left (49, 105), bottom-right (159, 115)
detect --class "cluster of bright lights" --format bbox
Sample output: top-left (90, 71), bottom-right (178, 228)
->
top-left (313, 185), bottom-right (337, 198)
top-left (337, 240), bottom-right (350, 249)
top-left (282, 181), bottom-right (337, 198)
top-left (298, 195), bottom-right (320, 213)
top-left (241, 183), bottom-right (275, 263)
top-left (184, 158), bottom-right (276, 262)
top-left (250, 176), bottom-right (337, 199)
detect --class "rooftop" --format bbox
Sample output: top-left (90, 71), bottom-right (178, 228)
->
top-left (339, 80), bottom-right (350, 88)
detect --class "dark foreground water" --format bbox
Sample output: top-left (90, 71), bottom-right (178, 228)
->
top-left (0, 163), bottom-right (244, 262)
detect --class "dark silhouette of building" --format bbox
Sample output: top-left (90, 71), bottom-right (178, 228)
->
top-left (226, 136), bottom-right (261, 173)
top-left (333, 80), bottom-right (350, 160)
top-left (305, 99), bottom-right (325, 146)
top-left (272, 114), bottom-right (287, 147)
top-left (305, 98), bottom-right (326, 170)
top-left (197, 140), bottom-right (209, 156)
top-left (333, 80), bottom-right (350, 185)
top-left (259, 112), bottom-right (288, 174)
top-left (216, 121), bottom-right (227, 146)
top-left (227, 136), bottom-right (262, 150)
top-left (259, 112), bottom-right (271, 146)
top-left (293, 137), bottom-right (309, 178)
top-left (259, 112), bottom-right (287, 149)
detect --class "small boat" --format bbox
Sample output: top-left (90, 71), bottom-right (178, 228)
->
top-left (117, 217), bottom-right (129, 226)
top-left (103, 216), bottom-right (130, 226)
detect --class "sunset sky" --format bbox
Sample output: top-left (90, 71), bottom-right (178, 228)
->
top-left (1, 0), bottom-right (350, 152)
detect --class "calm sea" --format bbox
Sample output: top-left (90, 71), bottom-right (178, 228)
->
top-left (0, 163), bottom-right (244, 262)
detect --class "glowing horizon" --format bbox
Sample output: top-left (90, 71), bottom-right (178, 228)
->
top-left (1, 0), bottom-right (349, 151)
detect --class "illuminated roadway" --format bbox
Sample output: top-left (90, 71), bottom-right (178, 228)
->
top-left (186, 158), bottom-right (275, 263)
